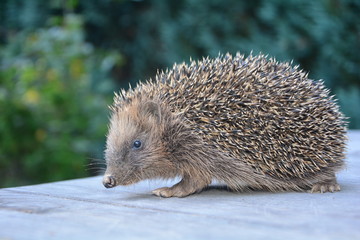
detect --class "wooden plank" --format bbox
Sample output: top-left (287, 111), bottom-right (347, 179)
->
top-left (1, 130), bottom-right (360, 240)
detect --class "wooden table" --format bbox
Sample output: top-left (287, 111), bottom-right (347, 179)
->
top-left (1, 131), bottom-right (360, 240)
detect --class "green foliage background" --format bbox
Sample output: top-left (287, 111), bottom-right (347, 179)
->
top-left (0, 0), bottom-right (359, 187)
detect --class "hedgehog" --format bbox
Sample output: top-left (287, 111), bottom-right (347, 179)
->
top-left (102, 53), bottom-right (347, 198)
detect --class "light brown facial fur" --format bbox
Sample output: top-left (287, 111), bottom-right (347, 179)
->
top-left (103, 97), bottom-right (216, 197)
top-left (103, 99), bottom-right (178, 187)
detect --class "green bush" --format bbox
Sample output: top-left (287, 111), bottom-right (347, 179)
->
top-left (80, 0), bottom-right (360, 128)
top-left (337, 88), bottom-right (360, 129)
top-left (0, 14), bottom-right (121, 187)
top-left (1, 0), bottom-right (359, 128)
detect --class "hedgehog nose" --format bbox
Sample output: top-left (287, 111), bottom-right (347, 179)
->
top-left (103, 175), bottom-right (116, 188)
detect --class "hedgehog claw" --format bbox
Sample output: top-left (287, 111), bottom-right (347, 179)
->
top-left (152, 176), bottom-right (210, 198)
top-left (152, 187), bottom-right (172, 198)
top-left (309, 181), bottom-right (340, 193)
top-left (152, 185), bottom-right (197, 198)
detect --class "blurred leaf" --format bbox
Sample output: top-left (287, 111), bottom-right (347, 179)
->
top-left (0, 13), bottom-right (121, 187)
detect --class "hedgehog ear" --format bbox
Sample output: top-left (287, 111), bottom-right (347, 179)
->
top-left (142, 101), bottom-right (162, 123)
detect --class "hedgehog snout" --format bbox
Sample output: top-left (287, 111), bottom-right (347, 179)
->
top-left (103, 175), bottom-right (116, 188)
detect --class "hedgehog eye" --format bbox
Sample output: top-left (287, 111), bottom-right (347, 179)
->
top-left (132, 140), bottom-right (142, 149)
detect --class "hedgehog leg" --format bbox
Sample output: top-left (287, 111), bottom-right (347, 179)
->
top-left (152, 174), bottom-right (211, 198)
top-left (309, 175), bottom-right (341, 193)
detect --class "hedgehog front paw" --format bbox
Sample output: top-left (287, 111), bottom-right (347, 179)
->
top-left (309, 181), bottom-right (341, 193)
top-left (152, 187), bottom-right (175, 198)
top-left (152, 186), bottom-right (196, 198)
top-left (152, 175), bottom-right (210, 198)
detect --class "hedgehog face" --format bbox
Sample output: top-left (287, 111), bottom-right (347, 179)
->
top-left (103, 100), bottom-right (176, 188)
